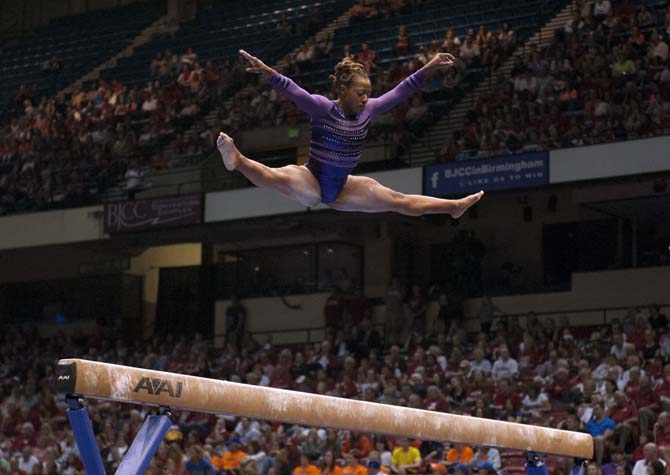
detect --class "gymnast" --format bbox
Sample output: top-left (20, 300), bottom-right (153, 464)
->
top-left (216, 49), bottom-right (484, 216)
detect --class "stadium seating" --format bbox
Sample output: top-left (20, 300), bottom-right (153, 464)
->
top-left (295, 0), bottom-right (565, 92)
top-left (98, 0), bottom-right (351, 86)
top-left (0, 0), bottom-right (165, 114)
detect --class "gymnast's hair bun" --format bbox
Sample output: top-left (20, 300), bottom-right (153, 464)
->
top-left (329, 57), bottom-right (367, 89)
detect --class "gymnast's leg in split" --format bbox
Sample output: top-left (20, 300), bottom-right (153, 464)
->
top-left (217, 132), bottom-right (483, 217)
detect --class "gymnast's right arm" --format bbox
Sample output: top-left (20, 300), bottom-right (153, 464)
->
top-left (239, 49), bottom-right (330, 118)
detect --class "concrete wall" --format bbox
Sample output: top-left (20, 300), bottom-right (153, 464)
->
top-left (551, 136), bottom-right (670, 184)
top-left (128, 242), bottom-right (202, 336)
top-left (462, 266), bottom-right (670, 329)
top-left (215, 266), bottom-right (670, 345)
top-left (0, 206), bottom-right (106, 251)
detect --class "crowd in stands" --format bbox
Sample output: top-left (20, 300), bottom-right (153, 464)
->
top-left (1, 299), bottom-right (669, 475)
top-left (0, 46), bottom-right (244, 216)
top-left (0, 0), bottom-right (523, 216)
top-left (442, 0), bottom-right (670, 161)
top-left (222, 19), bottom-right (516, 160)
top-left (0, 2), bottom-right (348, 216)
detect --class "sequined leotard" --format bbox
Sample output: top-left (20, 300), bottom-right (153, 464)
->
top-left (269, 70), bottom-right (426, 203)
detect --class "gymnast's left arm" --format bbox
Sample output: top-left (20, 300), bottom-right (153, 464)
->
top-left (239, 49), bottom-right (330, 118)
top-left (367, 52), bottom-right (455, 119)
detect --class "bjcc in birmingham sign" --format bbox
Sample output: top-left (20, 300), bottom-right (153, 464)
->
top-left (424, 152), bottom-right (549, 197)
top-left (104, 193), bottom-right (202, 233)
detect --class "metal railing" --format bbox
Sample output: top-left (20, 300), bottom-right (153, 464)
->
top-left (217, 302), bottom-right (670, 346)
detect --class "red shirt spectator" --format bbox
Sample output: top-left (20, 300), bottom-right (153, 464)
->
top-left (655, 412), bottom-right (670, 447)
top-left (609, 394), bottom-right (638, 423)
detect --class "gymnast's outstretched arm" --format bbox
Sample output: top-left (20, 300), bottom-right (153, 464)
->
top-left (240, 49), bottom-right (331, 118)
top-left (367, 52), bottom-right (455, 119)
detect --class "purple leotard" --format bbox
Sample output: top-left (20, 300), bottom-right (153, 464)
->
top-left (269, 70), bottom-right (426, 203)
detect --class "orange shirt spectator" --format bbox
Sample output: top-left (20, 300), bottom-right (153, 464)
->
top-left (323, 465), bottom-right (343, 475)
top-left (294, 465), bottom-right (322, 475)
top-left (216, 438), bottom-right (247, 471)
top-left (342, 465), bottom-right (367, 475)
top-left (343, 434), bottom-right (373, 457)
top-left (446, 445), bottom-right (474, 464)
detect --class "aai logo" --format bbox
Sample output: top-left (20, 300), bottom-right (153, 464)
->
top-left (133, 377), bottom-right (184, 398)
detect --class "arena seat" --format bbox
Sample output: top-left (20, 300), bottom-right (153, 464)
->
top-left (0, 0), bottom-right (165, 114)
top-left (98, 0), bottom-right (351, 87)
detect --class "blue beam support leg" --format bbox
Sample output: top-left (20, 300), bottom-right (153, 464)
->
top-left (115, 414), bottom-right (172, 475)
top-left (66, 402), bottom-right (106, 475)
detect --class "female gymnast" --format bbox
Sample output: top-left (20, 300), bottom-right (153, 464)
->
top-left (216, 49), bottom-right (484, 216)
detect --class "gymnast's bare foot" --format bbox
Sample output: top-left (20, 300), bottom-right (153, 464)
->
top-left (450, 191), bottom-right (484, 219)
top-left (217, 132), bottom-right (241, 171)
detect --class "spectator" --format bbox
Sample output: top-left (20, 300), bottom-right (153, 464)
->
top-left (18, 447), bottom-right (39, 474)
top-left (521, 381), bottom-right (551, 417)
top-left (356, 43), bottom-right (376, 74)
top-left (468, 349), bottom-right (492, 377)
top-left (342, 450), bottom-right (367, 475)
top-left (477, 297), bottom-right (501, 335)
top-left (294, 454), bottom-right (321, 475)
top-left (471, 449), bottom-right (500, 472)
top-left (585, 402), bottom-right (617, 463)
top-left (446, 444), bottom-right (474, 466)
top-left (491, 346), bottom-right (519, 379)
top-left (185, 446), bottom-right (216, 475)
top-left (610, 391), bottom-right (638, 452)
top-left (602, 448), bottom-right (629, 475)
top-left (220, 438), bottom-right (247, 473)
top-left (594, 0), bottom-right (612, 20)
top-left (321, 450), bottom-right (342, 475)
top-left (459, 37), bottom-right (481, 63)
top-left (225, 296), bottom-right (247, 346)
top-left (656, 412), bottom-right (670, 448)
top-left (396, 26), bottom-right (409, 55)
top-left (406, 285), bottom-right (427, 334)
top-left (391, 438), bottom-right (421, 475)
top-left (633, 444), bottom-right (666, 475)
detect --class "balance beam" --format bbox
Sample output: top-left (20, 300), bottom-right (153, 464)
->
top-left (55, 358), bottom-right (593, 458)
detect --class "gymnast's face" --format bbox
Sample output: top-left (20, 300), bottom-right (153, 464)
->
top-left (339, 75), bottom-right (371, 116)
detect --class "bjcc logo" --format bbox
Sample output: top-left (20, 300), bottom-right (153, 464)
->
top-left (106, 202), bottom-right (150, 231)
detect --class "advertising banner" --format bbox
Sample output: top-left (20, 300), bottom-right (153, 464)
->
top-left (104, 194), bottom-right (202, 233)
top-left (424, 152), bottom-right (549, 197)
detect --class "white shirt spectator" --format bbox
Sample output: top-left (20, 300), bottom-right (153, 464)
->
top-left (125, 167), bottom-right (144, 190)
top-left (492, 356), bottom-right (519, 379)
top-left (611, 342), bottom-right (627, 360)
top-left (468, 359), bottom-right (492, 377)
top-left (18, 455), bottom-right (39, 474)
top-left (522, 392), bottom-right (549, 410)
top-left (592, 362), bottom-right (622, 381)
top-left (633, 459), bottom-right (666, 475)
top-left (618, 368), bottom-right (646, 391)
top-left (460, 40), bottom-right (481, 60)
top-left (142, 97), bottom-right (158, 112)
top-left (652, 40), bottom-right (669, 61)
top-left (514, 75), bottom-right (538, 93)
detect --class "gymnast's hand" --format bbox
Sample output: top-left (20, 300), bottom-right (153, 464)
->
top-left (239, 49), bottom-right (276, 80)
top-left (421, 52), bottom-right (456, 75)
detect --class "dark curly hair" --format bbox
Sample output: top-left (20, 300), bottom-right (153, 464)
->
top-left (329, 57), bottom-right (368, 92)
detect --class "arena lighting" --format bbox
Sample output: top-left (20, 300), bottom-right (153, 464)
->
top-left (55, 358), bottom-right (593, 475)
